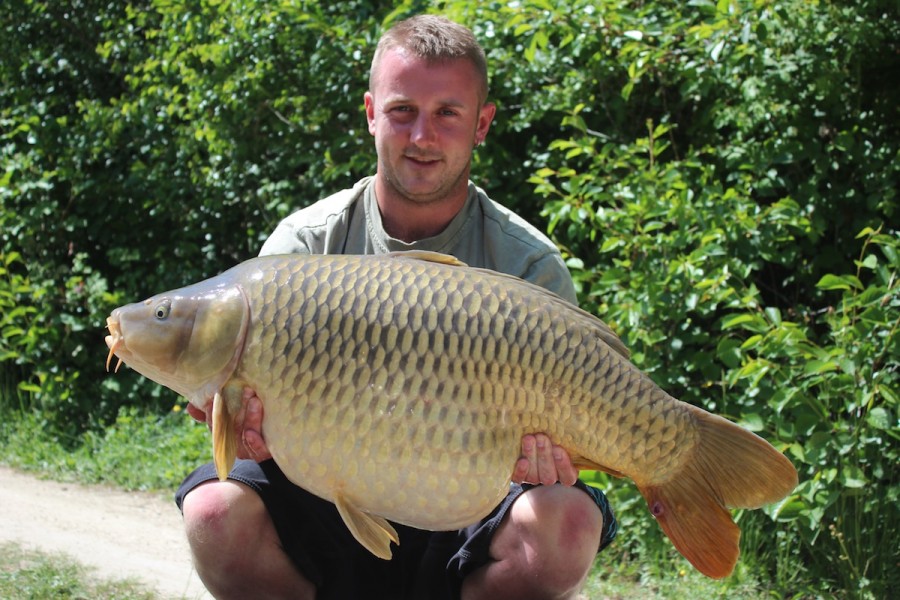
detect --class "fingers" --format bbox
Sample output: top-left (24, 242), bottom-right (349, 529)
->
top-left (186, 389), bottom-right (273, 463)
top-left (512, 433), bottom-right (579, 486)
top-left (534, 434), bottom-right (557, 486)
top-left (552, 445), bottom-right (579, 486)
top-left (511, 434), bottom-right (538, 483)
top-left (186, 402), bottom-right (209, 426)
top-left (239, 388), bottom-right (273, 462)
top-left (241, 387), bottom-right (263, 431)
top-left (512, 457), bottom-right (531, 484)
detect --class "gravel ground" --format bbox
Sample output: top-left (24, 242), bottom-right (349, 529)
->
top-left (0, 465), bottom-right (212, 599)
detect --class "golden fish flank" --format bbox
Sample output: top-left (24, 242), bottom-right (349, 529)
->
top-left (105, 250), bottom-right (798, 579)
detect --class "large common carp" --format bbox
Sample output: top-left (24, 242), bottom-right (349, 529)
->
top-left (105, 251), bottom-right (797, 578)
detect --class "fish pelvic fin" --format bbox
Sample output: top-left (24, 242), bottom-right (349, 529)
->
top-left (639, 407), bottom-right (798, 579)
top-left (334, 493), bottom-right (399, 560)
top-left (571, 455), bottom-right (626, 478)
top-left (212, 391), bottom-right (237, 481)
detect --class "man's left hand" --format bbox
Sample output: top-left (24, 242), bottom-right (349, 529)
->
top-left (512, 433), bottom-right (579, 486)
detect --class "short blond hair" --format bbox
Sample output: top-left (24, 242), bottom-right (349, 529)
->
top-left (369, 15), bottom-right (489, 105)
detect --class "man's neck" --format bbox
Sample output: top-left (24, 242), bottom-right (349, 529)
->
top-left (374, 179), bottom-right (469, 243)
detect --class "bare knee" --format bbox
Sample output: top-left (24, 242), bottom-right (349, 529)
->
top-left (181, 480), bottom-right (314, 599)
top-left (464, 485), bottom-right (604, 599)
top-left (182, 481), bottom-right (265, 578)
top-left (183, 480), bottom-right (260, 554)
top-left (531, 485), bottom-right (603, 575)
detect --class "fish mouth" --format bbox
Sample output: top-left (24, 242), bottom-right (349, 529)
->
top-left (105, 316), bottom-right (124, 373)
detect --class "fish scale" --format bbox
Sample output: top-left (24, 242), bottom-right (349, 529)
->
top-left (105, 250), bottom-right (797, 578)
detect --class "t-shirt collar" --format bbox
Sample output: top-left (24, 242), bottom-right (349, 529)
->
top-left (364, 180), bottom-right (478, 255)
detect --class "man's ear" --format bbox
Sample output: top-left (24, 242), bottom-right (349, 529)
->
top-left (364, 91), bottom-right (376, 136)
top-left (475, 101), bottom-right (496, 145)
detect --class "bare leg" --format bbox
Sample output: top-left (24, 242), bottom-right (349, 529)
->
top-left (461, 485), bottom-right (603, 600)
top-left (181, 480), bottom-right (316, 600)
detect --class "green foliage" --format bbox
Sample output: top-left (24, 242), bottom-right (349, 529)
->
top-left (1, 0), bottom-right (897, 597)
top-left (523, 1), bottom-right (898, 596)
top-left (0, 0), bottom-right (386, 431)
top-left (0, 403), bottom-right (209, 492)
top-left (730, 228), bottom-right (899, 596)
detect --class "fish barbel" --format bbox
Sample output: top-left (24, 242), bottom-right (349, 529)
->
top-left (104, 251), bottom-right (797, 578)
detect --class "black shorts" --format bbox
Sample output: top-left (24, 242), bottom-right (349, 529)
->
top-left (176, 459), bottom-right (617, 600)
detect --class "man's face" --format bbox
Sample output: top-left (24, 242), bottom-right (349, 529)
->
top-left (365, 48), bottom-right (495, 205)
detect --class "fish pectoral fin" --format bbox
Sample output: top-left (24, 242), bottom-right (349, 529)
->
top-left (570, 454), bottom-right (626, 478)
top-left (388, 250), bottom-right (468, 267)
top-left (333, 493), bottom-right (399, 560)
top-left (212, 391), bottom-right (237, 481)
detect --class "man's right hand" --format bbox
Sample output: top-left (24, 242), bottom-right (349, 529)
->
top-left (186, 389), bottom-right (273, 463)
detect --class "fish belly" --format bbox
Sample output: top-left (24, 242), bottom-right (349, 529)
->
top-left (260, 390), bottom-right (518, 529)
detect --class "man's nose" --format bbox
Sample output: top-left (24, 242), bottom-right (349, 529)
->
top-left (410, 114), bottom-right (437, 145)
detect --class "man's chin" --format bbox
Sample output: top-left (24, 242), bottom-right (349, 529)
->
top-left (388, 178), bottom-right (447, 204)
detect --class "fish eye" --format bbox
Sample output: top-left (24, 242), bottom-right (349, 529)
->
top-left (154, 300), bottom-right (171, 320)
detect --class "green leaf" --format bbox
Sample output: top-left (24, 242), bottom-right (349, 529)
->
top-left (722, 313), bottom-right (756, 329)
top-left (839, 465), bottom-right (868, 489)
top-left (803, 359), bottom-right (840, 376)
top-left (857, 254), bottom-right (878, 270)
top-left (816, 274), bottom-right (863, 291)
top-left (866, 407), bottom-right (890, 430)
top-left (766, 494), bottom-right (806, 522)
top-left (739, 412), bottom-right (765, 432)
top-left (722, 313), bottom-right (769, 334)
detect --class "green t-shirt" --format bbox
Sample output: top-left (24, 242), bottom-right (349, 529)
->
top-left (259, 177), bottom-right (577, 304)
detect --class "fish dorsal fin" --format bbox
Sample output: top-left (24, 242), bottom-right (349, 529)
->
top-left (334, 493), bottom-right (399, 560)
top-left (385, 250), bottom-right (630, 360)
top-left (386, 250), bottom-right (468, 267)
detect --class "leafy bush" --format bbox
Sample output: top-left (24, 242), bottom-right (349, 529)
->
top-left (1, 0), bottom-right (384, 430)
top-left (522, 1), bottom-right (898, 595)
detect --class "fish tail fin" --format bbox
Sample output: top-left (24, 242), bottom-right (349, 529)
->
top-left (638, 407), bottom-right (798, 579)
top-left (212, 391), bottom-right (237, 481)
top-left (639, 474), bottom-right (741, 579)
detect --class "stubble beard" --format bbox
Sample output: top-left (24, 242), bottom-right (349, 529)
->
top-left (381, 152), bottom-right (471, 206)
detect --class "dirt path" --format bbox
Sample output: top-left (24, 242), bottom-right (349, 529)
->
top-left (0, 465), bottom-right (212, 600)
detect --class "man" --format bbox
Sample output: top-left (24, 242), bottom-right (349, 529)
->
top-left (176, 15), bottom-right (616, 600)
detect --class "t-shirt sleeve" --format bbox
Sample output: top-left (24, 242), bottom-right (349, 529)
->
top-left (256, 178), bottom-right (370, 258)
top-left (522, 252), bottom-right (578, 305)
top-left (258, 220), bottom-right (312, 257)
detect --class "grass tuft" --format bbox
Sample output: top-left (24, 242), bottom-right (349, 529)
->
top-left (0, 542), bottom-right (157, 600)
